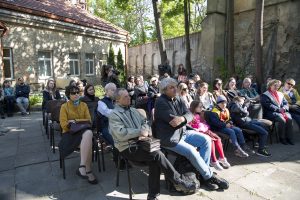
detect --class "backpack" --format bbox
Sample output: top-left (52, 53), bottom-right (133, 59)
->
top-left (173, 155), bottom-right (201, 193)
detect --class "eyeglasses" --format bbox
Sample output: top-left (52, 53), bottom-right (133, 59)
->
top-left (182, 88), bottom-right (188, 90)
top-left (217, 82), bottom-right (222, 85)
top-left (287, 82), bottom-right (294, 87)
top-left (70, 91), bottom-right (80, 95)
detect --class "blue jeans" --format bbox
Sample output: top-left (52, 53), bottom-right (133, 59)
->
top-left (165, 130), bottom-right (212, 180)
top-left (241, 120), bottom-right (268, 150)
top-left (16, 97), bottom-right (29, 113)
top-left (101, 127), bottom-right (114, 146)
top-left (220, 126), bottom-right (245, 149)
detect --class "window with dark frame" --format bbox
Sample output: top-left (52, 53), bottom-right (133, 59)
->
top-left (3, 48), bottom-right (14, 79)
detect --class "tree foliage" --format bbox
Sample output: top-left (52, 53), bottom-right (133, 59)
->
top-left (117, 48), bottom-right (125, 84)
top-left (87, 0), bottom-right (207, 45)
top-left (107, 43), bottom-right (116, 68)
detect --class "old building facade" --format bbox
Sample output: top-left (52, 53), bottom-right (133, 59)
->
top-left (0, 0), bottom-right (128, 89)
top-left (129, 0), bottom-right (300, 86)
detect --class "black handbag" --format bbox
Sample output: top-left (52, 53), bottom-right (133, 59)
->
top-left (138, 137), bottom-right (161, 152)
top-left (69, 121), bottom-right (91, 134)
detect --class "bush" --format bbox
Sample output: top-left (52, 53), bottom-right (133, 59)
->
top-left (94, 85), bottom-right (105, 98)
top-left (29, 94), bottom-right (43, 106)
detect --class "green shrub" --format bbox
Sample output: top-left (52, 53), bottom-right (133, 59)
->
top-left (94, 85), bottom-right (105, 98)
top-left (29, 94), bottom-right (43, 106)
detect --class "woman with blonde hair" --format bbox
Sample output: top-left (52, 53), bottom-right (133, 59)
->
top-left (178, 82), bottom-right (193, 108)
top-left (42, 78), bottom-right (61, 111)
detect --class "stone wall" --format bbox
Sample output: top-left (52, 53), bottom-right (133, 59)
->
top-left (0, 9), bottom-right (127, 88)
top-left (128, 0), bottom-right (300, 86)
top-left (234, 0), bottom-right (300, 86)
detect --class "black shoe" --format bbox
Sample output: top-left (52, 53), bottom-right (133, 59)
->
top-left (286, 139), bottom-right (295, 145)
top-left (147, 194), bottom-right (159, 200)
top-left (1, 116), bottom-right (5, 119)
top-left (206, 174), bottom-right (229, 190)
top-left (202, 178), bottom-right (218, 191)
top-left (173, 178), bottom-right (197, 194)
top-left (279, 138), bottom-right (288, 145)
top-left (256, 149), bottom-right (272, 157)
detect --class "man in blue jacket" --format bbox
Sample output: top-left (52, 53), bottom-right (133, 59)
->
top-left (15, 77), bottom-right (30, 115)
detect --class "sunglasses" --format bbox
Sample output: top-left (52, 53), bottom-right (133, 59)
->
top-left (287, 82), bottom-right (294, 87)
top-left (217, 82), bottom-right (222, 85)
top-left (70, 91), bottom-right (80, 95)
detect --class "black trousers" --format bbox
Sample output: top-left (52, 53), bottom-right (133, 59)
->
top-left (121, 147), bottom-right (180, 196)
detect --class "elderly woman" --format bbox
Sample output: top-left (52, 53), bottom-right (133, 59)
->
top-left (239, 77), bottom-right (263, 119)
top-left (178, 82), bottom-right (193, 108)
top-left (279, 78), bottom-right (300, 128)
top-left (212, 78), bottom-right (228, 101)
top-left (261, 79), bottom-right (294, 145)
top-left (59, 85), bottom-right (98, 184)
top-left (194, 82), bottom-right (216, 111)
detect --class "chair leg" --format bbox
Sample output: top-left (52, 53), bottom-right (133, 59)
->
top-left (62, 158), bottom-right (66, 179)
top-left (100, 141), bottom-right (106, 171)
top-left (59, 151), bottom-right (62, 169)
top-left (51, 125), bottom-right (55, 154)
top-left (49, 123), bottom-right (53, 146)
top-left (126, 160), bottom-right (133, 200)
top-left (116, 155), bottom-right (121, 187)
top-left (94, 140), bottom-right (101, 172)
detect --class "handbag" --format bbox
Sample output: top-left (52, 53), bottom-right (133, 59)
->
top-left (137, 137), bottom-right (161, 152)
top-left (69, 121), bottom-right (91, 134)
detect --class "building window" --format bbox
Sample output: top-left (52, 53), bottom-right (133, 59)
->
top-left (85, 53), bottom-right (94, 75)
top-left (3, 48), bottom-right (14, 79)
top-left (69, 53), bottom-right (80, 76)
top-left (99, 53), bottom-right (107, 67)
top-left (38, 51), bottom-right (52, 78)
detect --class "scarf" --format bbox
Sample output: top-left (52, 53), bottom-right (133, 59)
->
top-left (269, 89), bottom-right (288, 121)
top-left (73, 99), bottom-right (80, 106)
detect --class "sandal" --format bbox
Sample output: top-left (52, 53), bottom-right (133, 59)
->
top-left (86, 171), bottom-right (98, 184)
top-left (76, 165), bottom-right (88, 179)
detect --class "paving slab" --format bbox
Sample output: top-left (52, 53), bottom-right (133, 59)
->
top-left (0, 156), bottom-right (15, 172)
top-left (15, 151), bottom-right (48, 167)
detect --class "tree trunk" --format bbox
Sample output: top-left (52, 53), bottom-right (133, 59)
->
top-left (255, 0), bottom-right (264, 92)
top-left (152, 0), bottom-right (167, 64)
top-left (227, 0), bottom-right (235, 75)
top-left (184, 0), bottom-right (192, 74)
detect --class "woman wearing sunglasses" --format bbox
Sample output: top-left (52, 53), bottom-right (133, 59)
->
top-left (59, 85), bottom-right (98, 184)
top-left (279, 78), bottom-right (300, 129)
top-left (212, 78), bottom-right (228, 101)
top-left (178, 82), bottom-right (193, 108)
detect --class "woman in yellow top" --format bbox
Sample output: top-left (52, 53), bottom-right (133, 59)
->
top-left (59, 85), bottom-right (98, 184)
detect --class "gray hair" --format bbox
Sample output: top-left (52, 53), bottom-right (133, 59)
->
top-left (113, 88), bottom-right (127, 101)
top-left (159, 77), bottom-right (178, 94)
top-left (104, 82), bottom-right (117, 92)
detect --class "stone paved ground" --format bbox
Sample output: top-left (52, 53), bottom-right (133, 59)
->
top-left (0, 112), bottom-right (299, 200)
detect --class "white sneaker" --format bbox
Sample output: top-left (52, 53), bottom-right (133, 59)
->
top-left (234, 148), bottom-right (249, 158)
top-left (218, 157), bottom-right (231, 168)
top-left (211, 161), bottom-right (224, 171)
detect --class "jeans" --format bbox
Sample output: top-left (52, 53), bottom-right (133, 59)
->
top-left (241, 120), bottom-right (268, 150)
top-left (220, 126), bottom-right (245, 149)
top-left (165, 130), bottom-right (212, 180)
top-left (121, 147), bottom-right (180, 197)
top-left (16, 97), bottom-right (29, 113)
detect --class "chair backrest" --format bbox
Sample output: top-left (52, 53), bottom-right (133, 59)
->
top-left (45, 100), bottom-right (66, 114)
top-left (50, 101), bottom-right (66, 122)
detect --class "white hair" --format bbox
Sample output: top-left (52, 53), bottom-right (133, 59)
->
top-left (159, 78), bottom-right (178, 94)
top-left (104, 82), bottom-right (117, 92)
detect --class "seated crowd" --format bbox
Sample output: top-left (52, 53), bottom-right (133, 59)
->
top-left (16, 63), bottom-right (299, 200)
